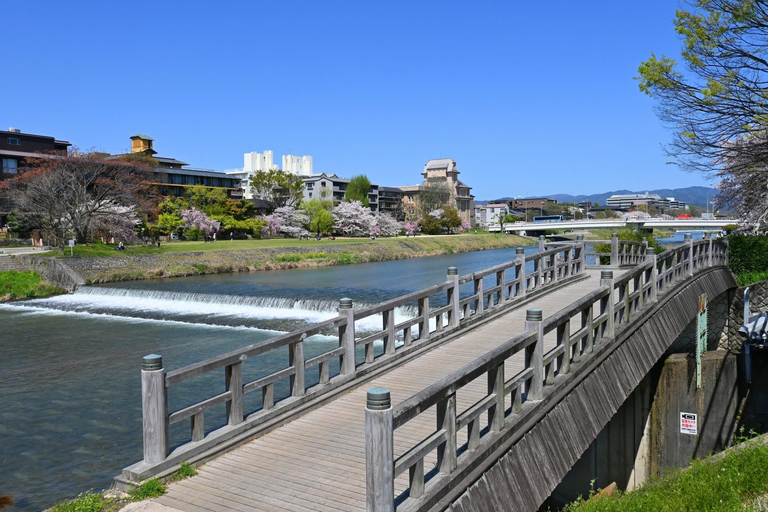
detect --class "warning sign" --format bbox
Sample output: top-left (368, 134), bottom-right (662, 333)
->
top-left (680, 412), bottom-right (698, 435)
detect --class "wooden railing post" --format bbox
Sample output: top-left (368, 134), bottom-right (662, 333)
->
top-left (365, 388), bottom-right (394, 512)
top-left (437, 393), bottom-right (457, 474)
top-left (383, 308), bottom-right (396, 356)
top-left (418, 297), bottom-right (430, 340)
top-left (576, 234), bottom-right (585, 274)
top-left (706, 233), bottom-right (713, 267)
top-left (142, 354), bottom-right (169, 464)
top-left (600, 270), bottom-right (615, 338)
top-left (515, 247), bottom-right (526, 297)
top-left (647, 248), bottom-right (658, 303)
top-left (448, 267), bottom-right (460, 327)
top-left (539, 235), bottom-right (546, 253)
top-left (685, 233), bottom-right (694, 276)
top-left (525, 308), bottom-right (544, 400)
top-left (611, 233), bottom-right (619, 267)
top-left (339, 298), bottom-right (356, 375)
top-left (488, 362), bottom-right (505, 432)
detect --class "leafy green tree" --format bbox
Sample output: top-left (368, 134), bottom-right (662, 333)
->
top-left (637, 0), bottom-right (768, 224)
top-left (157, 213), bottom-right (184, 235)
top-left (185, 186), bottom-right (229, 216)
top-left (249, 170), bottom-right (304, 212)
top-left (441, 205), bottom-right (462, 233)
top-left (344, 175), bottom-right (372, 207)
top-left (224, 199), bottom-right (256, 221)
top-left (302, 199), bottom-right (334, 235)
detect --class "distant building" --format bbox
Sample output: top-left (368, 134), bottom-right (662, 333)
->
top-left (283, 154), bottom-right (313, 176)
top-left (300, 173), bottom-right (379, 212)
top-left (114, 134), bottom-right (242, 199)
top-left (606, 192), bottom-right (687, 211)
top-left (0, 127), bottom-right (71, 225)
top-left (420, 158), bottom-right (475, 226)
top-left (507, 197), bottom-right (558, 211)
top-left (474, 203), bottom-right (509, 227)
top-left (229, 150), bottom-right (280, 199)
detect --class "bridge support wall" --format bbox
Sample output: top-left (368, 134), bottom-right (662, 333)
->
top-left (547, 350), bottom-right (739, 508)
top-left (441, 268), bottom-right (737, 512)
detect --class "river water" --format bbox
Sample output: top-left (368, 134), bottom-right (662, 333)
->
top-left (1, 246), bottom-right (545, 511)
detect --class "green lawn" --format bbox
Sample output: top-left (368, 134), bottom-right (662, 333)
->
top-left (0, 270), bottom-right (63, 300)
top-left (52, 233), bottom-right (520, 258)
top-left (563, 435), bottom-right (768, 512)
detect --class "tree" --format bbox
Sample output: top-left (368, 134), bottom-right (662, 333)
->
top-left (637, 1), bottom-right (768, 224)
top-left (0, 152), bottom-right (155, 247)
top-left (185, 186), bottom-right (229, 216)
top-left (181, 207), bottom-right (220, 240)
top-left (249, 169), bottom-right (304, 212)
top-left (302, 199), bottom-right (334, 235)
top-left (332, 201), bottom-right (374, 236)
top-left (418, 181), bottom-right (452, 214)
top-left (440, 205), bottom-right (462, 233)
top-left (264, 206), bottom-right (309, 238)
top-left (344, 175), bottom-right (372, 207)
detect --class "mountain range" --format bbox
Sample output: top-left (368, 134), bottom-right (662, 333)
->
top-left (479, 186), bottom-right (719, 209)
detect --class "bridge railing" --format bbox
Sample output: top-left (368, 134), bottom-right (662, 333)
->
top-left (135, 241), bottom-right (585, 471)
top-left (365, 238), bottom-right (728, 510)
top-left (584, 233), bottom-right (647, 267)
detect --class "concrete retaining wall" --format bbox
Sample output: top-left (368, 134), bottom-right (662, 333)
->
top-left (17, 256), bottom-right (84, 292)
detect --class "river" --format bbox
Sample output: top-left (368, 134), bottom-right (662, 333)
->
top-left (1, 245), bottom-right (544, 511)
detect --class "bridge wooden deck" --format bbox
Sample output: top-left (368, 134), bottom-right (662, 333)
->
top-left (142, 269), bottom-right (620, 512)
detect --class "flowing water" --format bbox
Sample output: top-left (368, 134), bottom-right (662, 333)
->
top-left (0, 245), bottom-right (541, 510)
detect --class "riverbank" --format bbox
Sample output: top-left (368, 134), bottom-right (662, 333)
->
top-left (54, 234), bottom-right (533, 284)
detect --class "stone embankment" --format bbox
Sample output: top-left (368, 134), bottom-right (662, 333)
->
top-left (43, 236), bottom-right (532, 286)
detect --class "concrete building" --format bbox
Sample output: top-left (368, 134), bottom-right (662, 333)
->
top-left (116, 135), bottom-right (242, 199)
top-left (508, 197), bottom-right (559, 211)
top-left (474, 203), bottom-right (510, 227)
top-left (0, 127), bottom-right (71, 225)
top-left (228, 150), bottom-right (280, 200)
top-left (606, 192), bottom-right (687, 212)
top-left (421, 158), bottom-right (475, 226)
top-left (283, 154), bottom-right (313, 176)
top-left (300, 173), bottom-right (379, 212)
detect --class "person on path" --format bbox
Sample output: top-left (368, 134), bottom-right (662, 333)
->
top-left (230, 231), bottom-right (234, 241)
top-left (213, 232), bottom-right (217, 242)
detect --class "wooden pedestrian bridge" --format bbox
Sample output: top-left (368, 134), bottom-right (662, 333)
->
top-left (118, 234), bottom-right (736, 511)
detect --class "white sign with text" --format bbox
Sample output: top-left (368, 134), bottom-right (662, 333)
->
top-left (680, 412), bottom-right (698, 435)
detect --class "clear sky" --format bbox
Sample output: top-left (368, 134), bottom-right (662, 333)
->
top-left (3, 1), bottom-right (715, 200)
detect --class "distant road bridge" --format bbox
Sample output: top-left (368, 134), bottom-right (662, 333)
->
top-left (488, 217), bottom-right (739, 234)
top-left (119, 236), bottom-right (735, 511)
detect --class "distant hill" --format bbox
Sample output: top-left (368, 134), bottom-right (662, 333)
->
top-left (478, 186), bottom-right (719, 208)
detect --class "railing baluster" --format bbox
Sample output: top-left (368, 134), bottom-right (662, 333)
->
top-left (319, 360), bottom-right (330, 384)
top-left (419, 296), bottom-right (430, 340)
top-left (583, 303), bottom-right (594, 354)
top-left (409, 459), bottom-right (425, 499)
top-left (226, 361), bottom-right (244, 425)
top-left (468, 417), bottom-right (481, 449)
top-left (488, 362), bottom-right (505, 431)
top-left (448, 267), bottom-right (460, 327)
top-left (558, 320), bottom-right (571, 374)
top-left (496, 269), bottom-right (505, 304)
top-left (437, 393), bottom-right (457, 474)
top-left (339, 298), bottom-right (356, 375)
top-left (600, 270), bottom-right (615, 339)
top-left (474, 276), bottom-right (484, 314)
top-left (191, 412), bottom-right (204, 442)
top-left (515, 247), bottom-right (526, 298)
top-left (262, 383), bottom-right (274, 410)
top-left (383, 309), bottom-right (395, 356)
top-left (290, 339), bottom-right (305, 397)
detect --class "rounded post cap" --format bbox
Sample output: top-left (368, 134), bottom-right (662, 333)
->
top-left (600, 270), bottom-right (614, 280)
top-left (646, 247), bottom-right (656, 254)
top-left (367, 388), bottom-right (391, 410)
top-left (526, 308), bottom-right (543, 322)
top-left (339, 297), bottom-right (353, 309)
top-left (447, 266), bottom-right (458, 275)
top-left (684, 233), bottom-right (692, 240)
top-left (576, 234), bottom-right (584, 240)
top-left (143, 354), bottom-right (163, 371)
top-left (539, 235), bottom-right (546, 240)
top-left (611, 233), bottom-right (618, 238)
top-left (515, 247), bottom-right (525, 254)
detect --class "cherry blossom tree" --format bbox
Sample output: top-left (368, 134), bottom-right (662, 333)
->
top-left (182, 207), bottom-right (221, 236)
top-left (332, 200), bottom-right (374, 237)
top-left (372, 212), bottom-right (401, 237)
top-left (404, 220), bottom-right (420, 236)
top-left (265, 206), bottom-right (309, 238)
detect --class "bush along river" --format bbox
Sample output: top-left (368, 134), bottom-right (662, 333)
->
top-left (1, 245), bottom-right (556, 511)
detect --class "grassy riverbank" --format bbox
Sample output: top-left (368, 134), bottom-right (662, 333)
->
top-left (0, 270), bottom-right (63, 301)
top-left (52, 234), bottom-right (532, 284)
top-left (563, 433), bottom-right (768, 512)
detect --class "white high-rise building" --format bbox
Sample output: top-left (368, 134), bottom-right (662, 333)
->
top-left (244, 150), bottom-right (279, 174)
top-left (283, 154), bottom-right (313, 176)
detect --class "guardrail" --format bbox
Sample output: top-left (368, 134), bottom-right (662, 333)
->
top-left (133, 240), bottom-right (586, 473)
top-left (584, 233), bottom-right (647, 267)
top-left (364, 236), bottom-right (728, 510)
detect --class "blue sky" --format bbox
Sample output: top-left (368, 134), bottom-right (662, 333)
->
top-left (3, 1), bottom-right (714, 200)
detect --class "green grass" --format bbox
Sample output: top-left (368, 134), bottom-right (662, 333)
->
top-left (735, 271), bottom-right (768, 286)
top-left (562, 435), bottom-right (768, 511)
top-left (0, 270), bottom-right (63, 300)
top-left (127, 478), bottom-right (166, 500)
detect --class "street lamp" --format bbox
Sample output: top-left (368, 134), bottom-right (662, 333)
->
top-left (540, 201), bottom-right (544, 217)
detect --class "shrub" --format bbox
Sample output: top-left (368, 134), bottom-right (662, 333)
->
top-left (727, 235), bottom-right (768, 276)
top-left (129, 478), bottom-right (166, 500)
